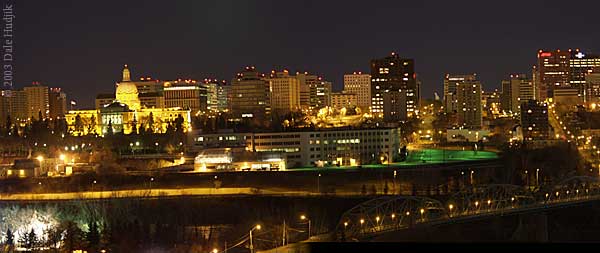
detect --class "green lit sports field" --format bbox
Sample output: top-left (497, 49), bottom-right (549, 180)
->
top-left (291, 149), bottom-right (498, 171)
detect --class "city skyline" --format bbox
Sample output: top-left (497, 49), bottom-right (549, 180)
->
top-left (4, 1), bottom-right (600, 250)
top-left (13, 0), bottom-right (600, 108)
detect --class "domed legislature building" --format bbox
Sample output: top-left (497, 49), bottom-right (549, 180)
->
top-left (64, 65), bottom-right (191, 136)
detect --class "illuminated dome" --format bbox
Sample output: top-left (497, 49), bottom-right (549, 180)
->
top-left (115, 65), bottom-right (141, 111)
top-left (116, 81), bottom-right (138, 95)
top-left (115, 82), bottom-right (141, 111)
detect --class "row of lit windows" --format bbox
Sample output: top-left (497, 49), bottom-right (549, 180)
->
top-left (310, 145), bottom-right (389, 152)
top-left (378, 68), bottom-right (389, 74)
top-left (255, 141), bottom-right (301, 146)
top-left (310, 131), bottom-right (390, 138)
top-left (259, 148), bottom-right (300, 153)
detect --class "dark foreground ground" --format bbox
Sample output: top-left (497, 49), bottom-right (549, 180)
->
top-left (2, 195), bottom-right (600, 253)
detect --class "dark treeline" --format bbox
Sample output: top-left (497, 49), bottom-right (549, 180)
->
top-left (0, 196), bottom-right (365, 252)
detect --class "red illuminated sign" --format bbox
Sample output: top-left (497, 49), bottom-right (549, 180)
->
top-left (540, 52), bottom-right (552, 57)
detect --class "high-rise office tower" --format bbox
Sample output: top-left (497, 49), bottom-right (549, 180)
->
top-left (520, 100), bottom-right (549, 141)
top-left (444, 74), bottom-right (478, 113)
top-left (585, 72), bottom-right (600, 103)
top-left (501, 74), bottom-right (534, 114)
top-left (297, 72), bottom-right (330, 112)
top-left (135, 77), bottom-right (165, 109)
top-left (316, 80), bottom-right (332, 109)
top-left (10, 89), bottom-right (27, 122)
top-left (569, 50), bottom-right (600, 102)
top-left (0, 90), bottom-right (11, 127)
top-left (23, 83), bottom-right (49, 120)
top-left (383, 90), bottom-right (407, 122)
top-left (453, 76), bottom-right (482, 129)
top-left (163, 79), bottom-right (208, 114)
top-left (216, 81), bottom-right (230, 112)
top-left (230, 66), bottom-right (271, 121)
top-left (204, 79), bottom-right (220, 112)
top-left (532, 65), bottom-right (541, 102)
top-left (297, 72), bottom-right (316, 112)
top-left (266, 70), bottom-right (300, 116)
top-left (537, 49), bottom-right (570, 101)
top-left (48, 88), bottom-right (67, 119)
top-left (370, 52), bottom-right (417, 121)
top-left (343, 72), bottom-right (371, 111)
top-left (330, 92), bottom-right (358, 110)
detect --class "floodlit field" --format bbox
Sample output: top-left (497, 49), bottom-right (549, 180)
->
top-left (291, 149), bottom-right (498, 171)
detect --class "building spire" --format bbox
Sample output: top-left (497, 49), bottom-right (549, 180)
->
top-left (122, 64), bottom-right (131, 82)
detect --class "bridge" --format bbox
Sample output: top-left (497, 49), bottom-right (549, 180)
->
top-left (334, 176), bottom-right (600, 241)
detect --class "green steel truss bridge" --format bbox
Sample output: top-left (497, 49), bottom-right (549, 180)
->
top-left (334, 176), bottom-right (600, 241)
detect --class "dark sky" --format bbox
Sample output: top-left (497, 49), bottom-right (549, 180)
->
top-left (11, 0), bottom-right (600, 108)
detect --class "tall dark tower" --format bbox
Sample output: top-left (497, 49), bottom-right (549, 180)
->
top-left (370, 52), bottom-right (417, 121)
top-left (371, 53), bottom-right (419, 120)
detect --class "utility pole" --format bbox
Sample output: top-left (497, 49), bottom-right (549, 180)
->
top-left (282, 220), bottom-right (286, 246)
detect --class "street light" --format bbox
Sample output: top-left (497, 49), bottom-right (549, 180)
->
top-left (249, 224), bottom-right (261, 253)
top-left (393, 170), bottom-right (397, 191)
top-left (300, 215), bottom-right (311, 238)
top-left (420, 208), bottom-right (425, 221)
top-left (536, 169), bottom-right (540, 186)
top-left (470, 170), bottom-right (474, 185)
top-left (317, 173), bottom-right (321, 193)
top-left (36, 155), bottom-right (44, 169)
top-left (212, 249), bottom-right (218, 253)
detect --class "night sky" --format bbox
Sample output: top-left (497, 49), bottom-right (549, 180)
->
top-left (11, 0), bottom-right (600, 108)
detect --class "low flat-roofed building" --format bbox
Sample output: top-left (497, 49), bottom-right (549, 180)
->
top-left (553, 87), bottom-right (582, 106)
top-left (194, 147), bottom-right (285, 171)
top-left (189, 127), bottom-right (401, 168)
top-left (6, 159), bottom-right (38, 178)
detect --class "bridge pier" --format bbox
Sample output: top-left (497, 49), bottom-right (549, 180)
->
top-left (511, 212), bottom-right (548, 242)
top-left (492, 216), bottom-right (504, 241)
top-left (536, 212), bottom-right (549, 242)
